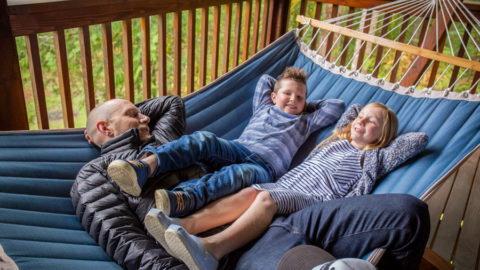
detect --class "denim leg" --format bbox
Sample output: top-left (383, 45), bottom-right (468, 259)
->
top-left (172, 161), bottom-right (274, 216)
top-left (236, 194), bottom-right (430, 270)
top-left (141, 131), bottom-right (252, 176)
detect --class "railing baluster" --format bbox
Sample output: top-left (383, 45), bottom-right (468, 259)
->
top-left (174, 11), bottom-right (182, 96)
top-left (53, 29), bottom-right (74, 128)
top-left (141, 17), bottom-right (151, 100)
top-left (389, 17), bottom-right (409, 83)
top-left (101, 22), bottom-right (115, 99)
top-left (242, 0), bottom-right (252, 62)
top-left (79, 26), bottom-right (95, 113)
top-left (251, 0), bottom-right (261, 56)
top-left (158, 14), bottom-right (167, 96)
top-left (122, 19), bottom-right (134, 101)
top-left (427, 32), bottom-right (447, 88)
top-left (470, 71), bottom-right (480, 94)
top-left (199, 7), bottom-right (209, 87)
top-left (233, 2), bottom-right (243, 67)
top-left (260, 0), bottom-right (269, 49)
top-left (311, 2), bottom-right (323, 50)
top-left (372, 14), bottom-right (390, 77)
top-left (355, 9), bottom-right (371, 70)
top-left (266, 0), bottom-right (275, 45)
top-left (448, 24), bottom-right (472, 91)
top-left (326, 4), bottom-right (338, 62)
top-left (298, 0), bottom-right (307, 28)
top-left (340, 7), bottom-right (355, 66)
top-left (223, 3), bottom-right (232, 74)
top-left (26, 34), bottom-right (49, 129)
top-left (211, 5), bottom-right (220, 81)
top-left (187, 9), bottom-right (196, 94)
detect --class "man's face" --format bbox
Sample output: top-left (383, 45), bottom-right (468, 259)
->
top-left (107, 100), bottom-right (151, 142)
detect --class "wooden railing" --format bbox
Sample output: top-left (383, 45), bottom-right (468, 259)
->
top-left (0, 0), bottom-right (289, 131)
top-left (1, 0), bottom-right (479, 131)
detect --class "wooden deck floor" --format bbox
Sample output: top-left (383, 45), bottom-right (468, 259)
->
top-left (423, 147), bottom-right (480, 270)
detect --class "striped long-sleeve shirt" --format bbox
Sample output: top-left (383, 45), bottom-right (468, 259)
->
top-left (235, 74), bottom-right (345, 178)
top-left (253, 140), bottom-right (363, 214)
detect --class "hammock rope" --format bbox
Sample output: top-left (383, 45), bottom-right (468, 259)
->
top-left (296, 0), bottom-right (480, 97)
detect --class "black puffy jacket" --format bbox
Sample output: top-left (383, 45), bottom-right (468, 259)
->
top-left (70, 96), bottom-right (203, 269)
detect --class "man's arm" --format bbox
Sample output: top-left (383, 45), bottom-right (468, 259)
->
top-left (136, 95), bottom-right (186, 145)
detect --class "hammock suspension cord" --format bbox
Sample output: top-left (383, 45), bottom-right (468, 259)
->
top-left (296, 0), bottom-right (480, 97)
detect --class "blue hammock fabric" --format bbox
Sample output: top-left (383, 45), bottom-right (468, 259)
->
top-left (1, 30), bottom-right (480, 269)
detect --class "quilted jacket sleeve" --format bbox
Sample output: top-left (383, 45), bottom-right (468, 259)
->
top-left (136, 95), bottom-right (186, 145)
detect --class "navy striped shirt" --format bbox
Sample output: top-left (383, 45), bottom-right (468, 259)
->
top-left (235, 74), bottom-right (345, 178)
top-left (253, 140), bottom-right (363, 214)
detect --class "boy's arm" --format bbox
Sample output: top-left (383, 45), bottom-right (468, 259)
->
top-left (309, 99), bottom-right (346, 128)
top-left (136, 95), bottom-right (186, 145)
top-left (252, 74), bottom-right (276, 112)
top-left (334, 103), bottom-right (362, 130)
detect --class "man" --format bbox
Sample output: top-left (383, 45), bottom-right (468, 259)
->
top-left (70, 96), bottom-right (201, 269)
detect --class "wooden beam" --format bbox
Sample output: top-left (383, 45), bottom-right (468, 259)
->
top-left (0, 0), bottom-right (28, 130)
top-left (296, 16), bottom-right (480, 72)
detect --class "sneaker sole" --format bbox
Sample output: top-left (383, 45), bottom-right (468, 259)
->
top-left (155, 189), bottom-right (171, 216)
top-left (165, 229), bottom-right (202, 270)
top-left (144, 211), bottom-right (173, 256)
top-left (107, 160), bottom-right (142, 196)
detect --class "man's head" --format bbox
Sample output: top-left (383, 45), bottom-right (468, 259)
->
top-left (86, 99), bottom-right (151, 147)
top-left (271, 67), bottom-right (308, 115)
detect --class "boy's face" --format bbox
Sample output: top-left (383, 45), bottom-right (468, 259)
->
top-left (271, 79), bottom-right (306, 115)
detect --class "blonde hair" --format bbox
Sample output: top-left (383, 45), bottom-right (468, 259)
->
top-left (273, 67), bottom-right (307, 93)
top-left (315, 103), bottom-right (398, 151)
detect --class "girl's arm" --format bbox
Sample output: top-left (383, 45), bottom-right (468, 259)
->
top-left (334, 103), bottom-right (362, 130)
top-left (375, 132), bottom-right (429, 175)
top-left (348, 132), bottom-right (429, 196)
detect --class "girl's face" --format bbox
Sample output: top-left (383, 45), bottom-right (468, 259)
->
top-left (350, 105), bottom-right (384, 150)
top-left (271, 79), bottom-right (306, 115)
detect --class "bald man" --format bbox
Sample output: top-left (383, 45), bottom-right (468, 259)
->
top-left (70, 96), bottom-right (203, 269)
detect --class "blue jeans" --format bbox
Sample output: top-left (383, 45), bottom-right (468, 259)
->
top-left (141, 131), bottom-right (274, 215)
top-left (236, 194), bottom-right (430, 270)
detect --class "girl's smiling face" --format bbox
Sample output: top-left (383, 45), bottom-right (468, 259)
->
top-left (350, 105), bottom-right (384, 150)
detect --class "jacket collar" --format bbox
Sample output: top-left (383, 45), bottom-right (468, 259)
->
top-left (100, 128), bottom-right (152, 155)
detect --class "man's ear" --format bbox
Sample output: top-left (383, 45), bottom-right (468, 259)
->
top-left (271, 92), bottom-right (277, 104)
top-left (97, 121), bottom-right (113, 137)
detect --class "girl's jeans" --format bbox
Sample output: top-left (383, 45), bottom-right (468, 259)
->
top-left (236, 193), bottom-right (430, 270)
top-left (140, 131), bottom-right (274, 215)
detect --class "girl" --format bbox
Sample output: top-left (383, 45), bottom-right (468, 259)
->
top-left (145, 103), bottom-right (428, 270)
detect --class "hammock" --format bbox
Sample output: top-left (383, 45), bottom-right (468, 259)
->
top-left (2, 3), bottom-right (480, 269)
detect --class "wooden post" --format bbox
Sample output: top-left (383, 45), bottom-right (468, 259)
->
top-left (270, 0), bottom-right (291, 41)
top-left (0, 1), bottom-right (29, 131)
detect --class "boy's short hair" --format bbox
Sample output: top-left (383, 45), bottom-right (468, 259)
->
top-left (274, 67), bottom-right (308, 93)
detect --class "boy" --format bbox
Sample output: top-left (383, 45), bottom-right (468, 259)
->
top-left (107, 67), bottom-right (345, 217)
